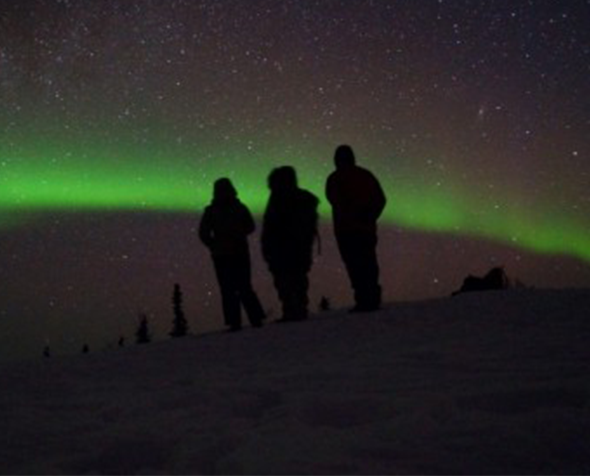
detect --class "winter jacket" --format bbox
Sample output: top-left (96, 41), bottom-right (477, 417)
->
top-left (199, 198), bottom-right (255, 257)
top-left (261, 188), bottom-right (319, 271)
top-left (326, 165), bottom-right (386, 234)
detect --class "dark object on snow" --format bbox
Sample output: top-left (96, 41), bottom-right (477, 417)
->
top-left (262, 166), bottom-right (319, 322)
top-left (326, 145), bottom-right (387, 312)
top-left (200, 178), bottom-right (266, 330)
top-left (452, 267), bottom-right (510, 296)
top-left (319, 296), bottom-right (331, 312)
top-left (170, 283), bottom-right (189, 337)
top-left (136, 313), bottom-right (151, 344)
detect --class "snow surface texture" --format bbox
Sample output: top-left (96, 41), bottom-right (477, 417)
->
top-left (1, 289), bottom-right (589, 474)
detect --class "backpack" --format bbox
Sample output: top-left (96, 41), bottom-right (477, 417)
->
top-left (452, 266), bottom-right (509, 296)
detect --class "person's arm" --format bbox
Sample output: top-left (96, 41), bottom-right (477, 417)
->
top-left (260, 203), bottom-right (274, 263)
top-left (371, 174), bottom-right (387, 219)
top-left (198, 208), bottom-right (214, 248)
top-left (242, 204), bottom-right (256, 235)
top-left (325, 174), bottom-right (336, 206)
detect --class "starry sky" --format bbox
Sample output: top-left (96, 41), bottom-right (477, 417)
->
top-left (1, 0), bottom-right (589, 360)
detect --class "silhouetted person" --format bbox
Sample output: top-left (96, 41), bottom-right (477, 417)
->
top-left (199, 178), bottom-right (266, 331)
top-left (326, 145), bottom-right (386, 312)
top-left (262, 166), bottom-right (319, 321)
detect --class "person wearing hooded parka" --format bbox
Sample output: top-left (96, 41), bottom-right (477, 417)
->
top-left (199, 178), bottom-right (266, 331)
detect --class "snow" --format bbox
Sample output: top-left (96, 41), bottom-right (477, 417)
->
top-left (1, 289), bottom-right (589, 474)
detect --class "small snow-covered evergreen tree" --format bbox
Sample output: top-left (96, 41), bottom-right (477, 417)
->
top-left (170, 283), bottom-right (189, 337)
top-left (136, 313), bottom-right (151, 344)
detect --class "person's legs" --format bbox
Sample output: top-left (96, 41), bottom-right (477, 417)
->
top-left (356, 233), bottom-right (381, 309)
top-left (213, 257), bottom-right (242, 328)
top-left (271, 268), bottom-right (291, 319)
top-left (241, 289), bottom-right (265, 327)
top-left (271, 267), bottom-right (308, 321)
top-left (337, 231), bottom-right (381, 310)
top-left (292, 268), bottom-right (310, 320)
top-left (232, 253), bottom-right (265, 327)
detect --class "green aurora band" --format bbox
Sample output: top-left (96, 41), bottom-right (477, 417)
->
top-left (1, 144), bottom-right (589, 264)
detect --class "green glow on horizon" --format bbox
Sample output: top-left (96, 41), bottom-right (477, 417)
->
top-left (1, 145), bottom-right (589, 264)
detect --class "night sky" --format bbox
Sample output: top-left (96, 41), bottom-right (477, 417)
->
top-left (1, 0), bottom-right (589, 360)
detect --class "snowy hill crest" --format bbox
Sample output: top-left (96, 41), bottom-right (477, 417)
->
top-left (1, 289), bottom-right (589, 474)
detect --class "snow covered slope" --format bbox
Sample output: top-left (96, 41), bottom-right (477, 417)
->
top-left (1, 289), bottom-right (589, 474)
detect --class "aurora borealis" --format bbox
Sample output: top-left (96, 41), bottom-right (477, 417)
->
top-left (2, 145), bottom-right (589, 262)
top-left (1, 0), bottom-right (589, 359)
